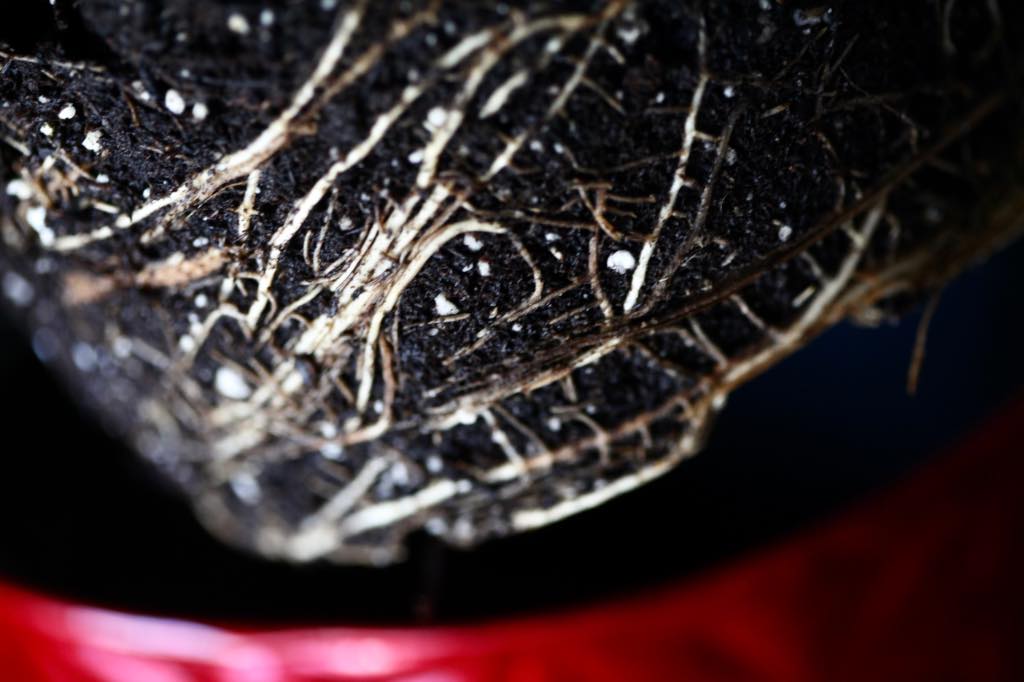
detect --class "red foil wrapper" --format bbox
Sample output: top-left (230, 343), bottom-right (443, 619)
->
top-left (2, 398), bottom-right (1022, 682)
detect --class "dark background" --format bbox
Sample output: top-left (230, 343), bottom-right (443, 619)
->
top-left (1, 238), bottom-right (1022, 626)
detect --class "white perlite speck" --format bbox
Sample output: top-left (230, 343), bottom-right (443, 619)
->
top-left (111, 337), bottom-right (132, 358)
top-left (477, 259), bottom-right (491, 276)
top-left (463, 234), bottom-right (484, 251)
top-left (39, 122), bottom-right (54, 137)
top-left (616, 24), bottom-right (642, 45)
top-left (606, 249), bottom-right (637, 274)
top-left (192, 102), bottom-right (209, 121)
top-left (227, 13), bottom-right (250, 35)
top-left (164, 89), bottom-right (186, 115)
top-left (230, 473), bottom-right (261, 504)
top-left (215, 366), bottom-right (252, 400)
top-left (425, 517), bottom-right (448, 535)
top-left (434, 293), bottom-right (460, 316)
top-left (71, 343), bottom-right (97, 372)
top-left (778, 225), bottom-right (793, 241)
top-left (130, 80), bottom-right (152, 102)
top-left (2, 271), bottom-right (33, 307)
top-left (25, 206), bottom-right (54, 246)
top-left (426, 106), bottom-right (448, 128)
top-left (58, 104), bottom-right (76, 120)
top-left (5, 179), bottom-right (32, 200)
top-left (82, 130), bottom-right (103, 152)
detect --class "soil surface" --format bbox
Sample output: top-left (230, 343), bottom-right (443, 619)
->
top-left (1, 1), bottom-right (1022, 566)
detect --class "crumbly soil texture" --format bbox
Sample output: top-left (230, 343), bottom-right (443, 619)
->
top-left (1, 0), bottom-right (1022, 564)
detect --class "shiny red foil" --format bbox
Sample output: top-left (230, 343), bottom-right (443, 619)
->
top-left (2, 399), bottom-right (1022, 682)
